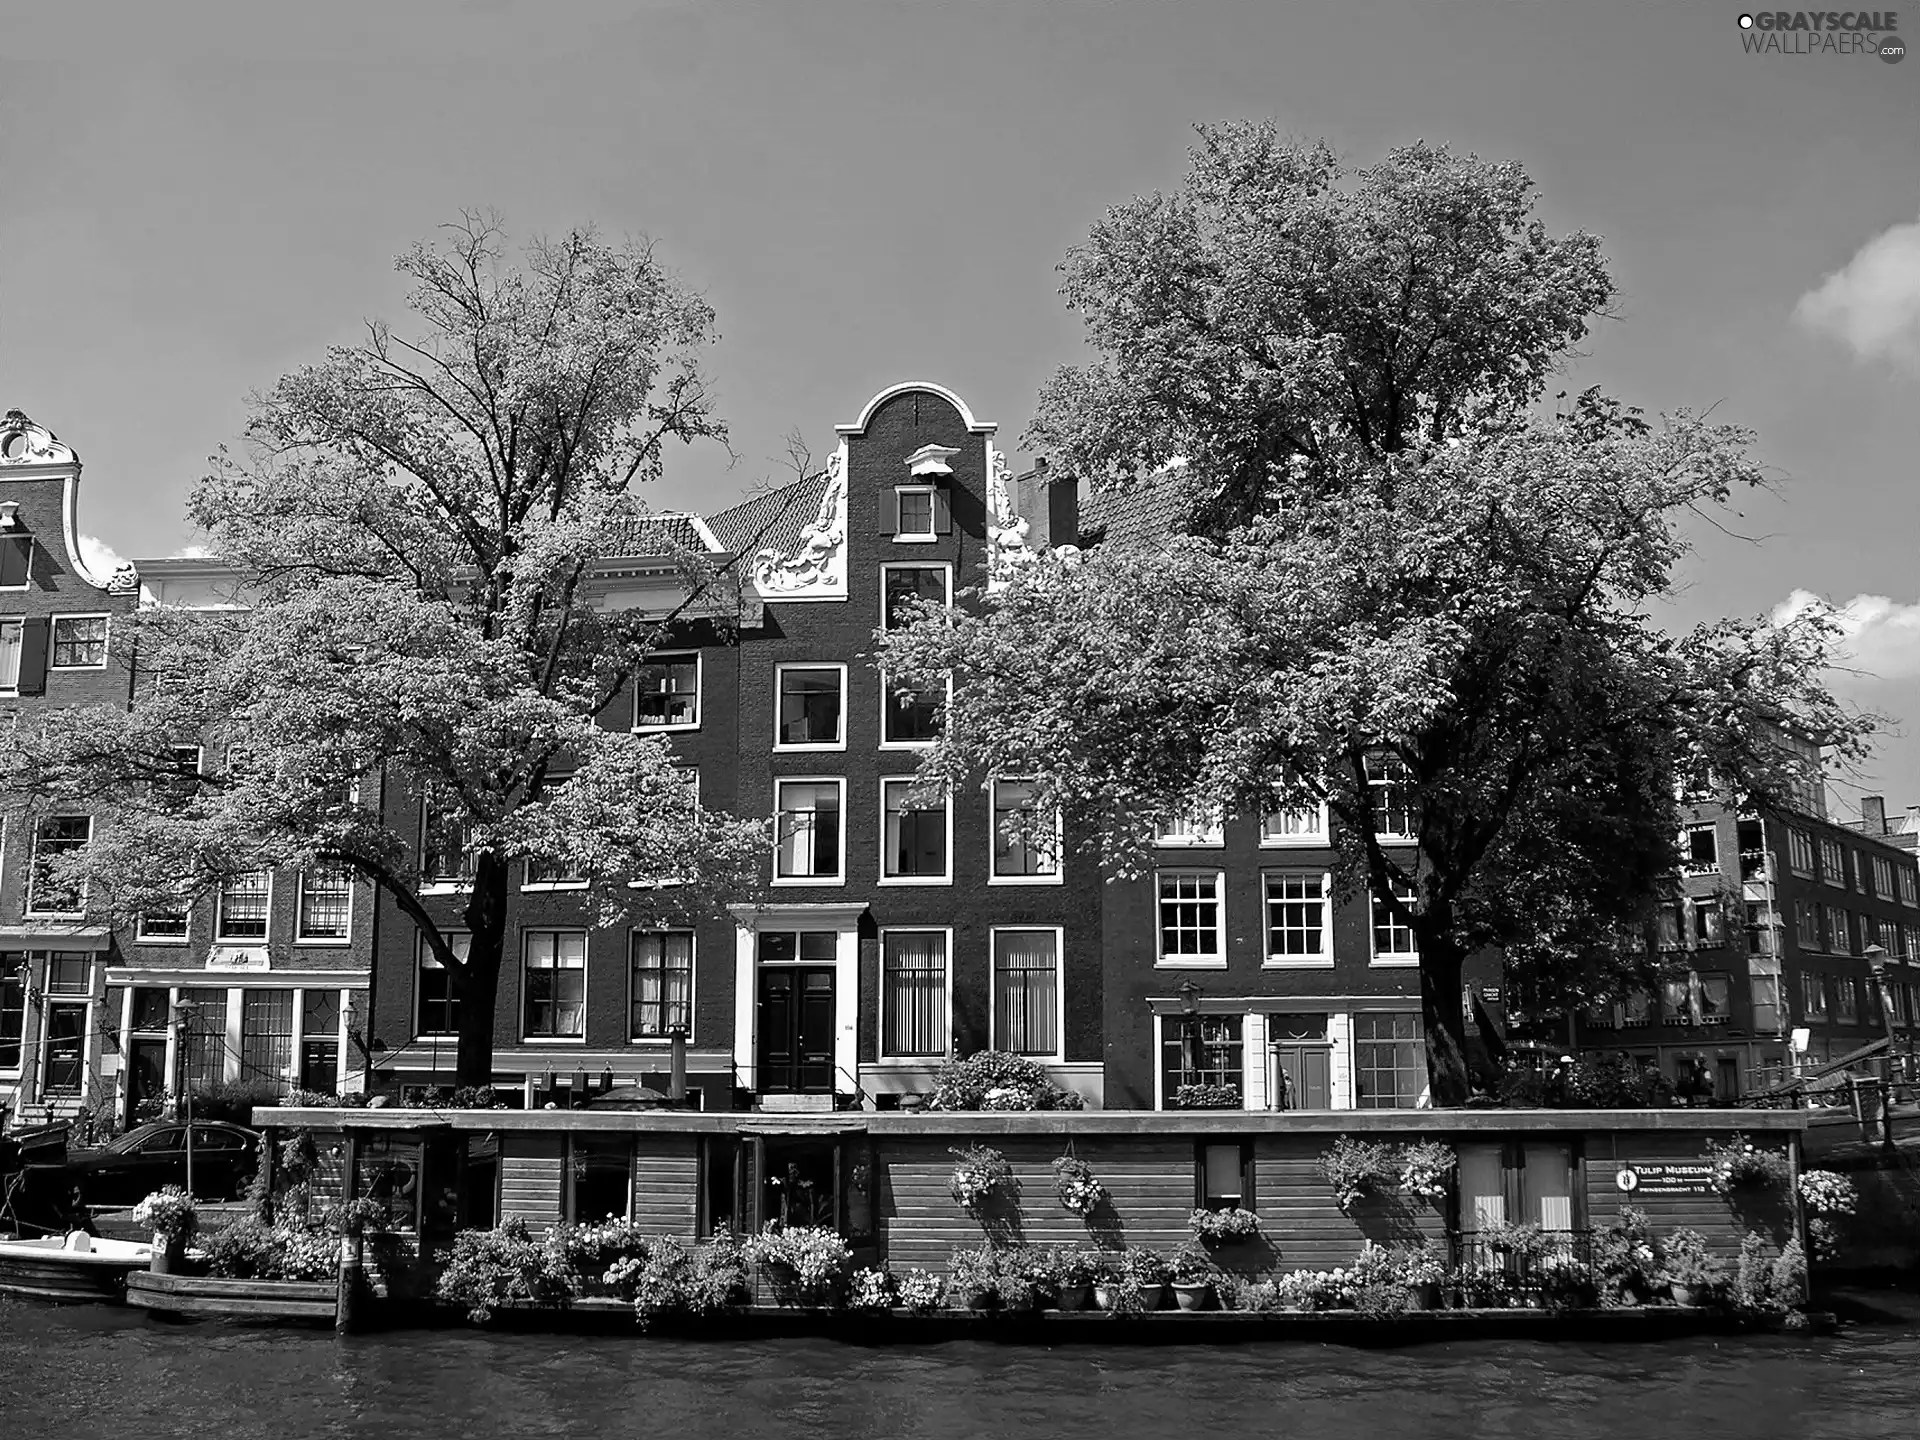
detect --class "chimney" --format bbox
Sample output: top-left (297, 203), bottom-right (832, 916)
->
top-left (1010, 456), bottom-right (1078, 551)
top-left (1863, 796), bottom-right (1887, 834)
top-left (1905, 805), bottom-right (1920, 836)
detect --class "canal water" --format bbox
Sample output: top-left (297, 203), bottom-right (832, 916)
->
top-left (3, 1300), bottom-right (1917, 1439)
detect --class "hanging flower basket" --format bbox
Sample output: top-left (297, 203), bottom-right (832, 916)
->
top-left (1051, 1154), bottom-right (1106, 1217)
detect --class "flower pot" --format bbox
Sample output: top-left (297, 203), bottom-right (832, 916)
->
top-left (1138, 1283), bottom-right (1169, 1312)
top-left (1172, 1282), bottom-right (1213, 1312)
top-left (962, 1288), bottom-right (997, 1312)
top-left (1411, 1283), bottom-right (1441, 1311)
top-left (1093, 1284), bottom-right (1117, 1312)
top-left (1670, 1284), bottom-right (1697, 1308)
top-left (150, 1233), bottom-right (186, 1275)
top-left (1055, 1284), bottom-right (1093, 1312)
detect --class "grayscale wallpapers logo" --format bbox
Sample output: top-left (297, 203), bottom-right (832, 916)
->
top-left (1738, 11), bottom-right (1906, 60)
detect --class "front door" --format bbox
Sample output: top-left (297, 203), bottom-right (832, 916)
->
top-left (127, 1038), bottom-right (169, 1125)
top-left (757, 967), bottom-right (836, 1093)
top-left (1275, 1045), bottom-right (1331, 1110)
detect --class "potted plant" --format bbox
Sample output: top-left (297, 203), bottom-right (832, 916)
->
top-left (1172, 1082), bottom-right (1242, 1109)
top-left (1662, 1228), bottom-right (1722, 1307)
top-left (1168, 1247), bottom-right (1216, 1311)
top-left (1395, 1239), bottom-right (1448, 1309)
top-left (1317, 1136), bottom-right (1399, 1213)
top-left (1798, 1170), bottom-right (1858, 1264)
top-left (1397, 1141), bottom-right (1457, 1210)
top-left (1188, 1205), bottom-right (1260, 1245)
top-left (897, 1268), bottom-right (946, 1314)
top-left (1090, 1250), bottom-right (1126, 1312)
top-left (1120, 1247), bottom-right (1171, 1313)
top-left (1050, 1154), bottom-right (1106, 1218)
top-left (948, 1145), bottom-right (1017, 1217)
top-left (133, 1186), bottom-right (197, 1274)
top-left (995, 1246), bottom-right (1042, 1312)
top-left (1271, 1270), bottom-right (1317, 1312)
top-left (947, 1244), bottom-right (1000, 1311)
top-left (1705, 1133), bottom-right (1792, 1197)
top-left (1049, 1245), bottom-right (1099, 1311)
top-left (1592, 1205), bottom-right (1661, 1307)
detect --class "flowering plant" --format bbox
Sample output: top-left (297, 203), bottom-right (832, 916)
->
top-left (1046, 1244), bottom-right (1102, 1288)
top-left (744, 1225), bottom-right (853, 1308)
top-left (1317, 1136), bottom-right (1399, 1212)
top-left (925, 1051), bottom-right (1085, 1110)
top-left (1051, 1154), bottom-right (1106, 1217)
top-left (1271, 1268), bottom-right (1350, 1310)
top-left (1398, 1141), bottom-right (1457, 1208)
top-left (134, 1186), bottom-right (198, 1241)
top-left (1705, 1133), bottom-right (1791, 1196)
top-left (1172, 1082), bottom-right (1241, 1109)
top-left (1798, 1170), bottom-right (1857, 1216)
top-left (849, 1266), bottom-right (896, 1312)
top-left (897, 1268), bottom-right (946, 1313)
top-left (322, 1198), bottom-right (390, 1238)
top-left (948, 1145), bottom-right (1016, 1214)
top-left (1188, 1206), bottom-right (1260, 1243)
top-left (1392, 1238), bottom-right (1448, 1288)
top-left (1593, 1206), bottom-right (1660, 1305)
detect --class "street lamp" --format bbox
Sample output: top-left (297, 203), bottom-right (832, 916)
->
top-left (1864, 945), bottom-right (1899, 1151)
top-left (171, 1000), bottom-right (196, 1200)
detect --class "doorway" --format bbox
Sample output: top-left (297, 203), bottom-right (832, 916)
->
top-left (127, 1038), bottom-right (169, 1123)
top-left (757, 967), bottom-right (836, 1093)
top-left (1274, 1045), bottom-right (1331, 1109)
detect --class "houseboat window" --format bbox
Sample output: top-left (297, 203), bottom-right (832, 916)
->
top-left (1352, 1013), bottom-right (1423, 1109)
top-left (569, 1136), bottom-right (632, 1224)
top-left (358, 1137), bottom-right (421, 1233)
top-left (1197, 1143), bottom-right (1252, 1211)
top-left (881, 930), bottom-right (949, 1059)
top-left (1161, 1014), bottom-right (1244, 1107)
top-left (700, 1136), bottom-right (740, 1237)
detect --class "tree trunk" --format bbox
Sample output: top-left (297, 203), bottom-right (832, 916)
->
top-left (454, 854), bottom-right (510, 1089)
top-left (1416, 925), bottom-right (1474, 1109)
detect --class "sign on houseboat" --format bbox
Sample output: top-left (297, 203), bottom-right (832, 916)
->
top-left (1613, 1161), bottom-right (1714, 1197)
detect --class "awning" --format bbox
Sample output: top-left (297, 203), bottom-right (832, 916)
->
top-left (0, 924), bottom-right (112, 952)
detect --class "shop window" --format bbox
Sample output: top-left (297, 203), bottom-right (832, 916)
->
top-left (1353, 1013), bottom-right (1423, 1109)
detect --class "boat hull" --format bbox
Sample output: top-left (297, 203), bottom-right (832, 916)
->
top-left (0, 1236), bottom-right (154, 1303)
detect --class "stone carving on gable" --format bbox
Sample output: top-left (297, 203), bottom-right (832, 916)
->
top-left (752, 449), bottom-right (848, 595)
top-left (0, 410), bottom-right (77, 467)
top-left (106, 561), bottom-right (142, 595)
top-left (985, 446), bottom-right (1037, 591)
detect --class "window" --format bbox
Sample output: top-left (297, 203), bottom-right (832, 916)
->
top-left (1788, 829), bottom-right (1816, 876)
top-left (1653, 901), bottom-right (1684, 951)
top-left (0, 617), bottom-right (20, 692)
top-left (569, 1136), bottom-right (633, 1224)
top-left (1873, 856), bottom-right (1897, 900)
top-left (300, 990), bottom-right (341, 1093)
top-left (420, 794), bottom-right (473, 886)
top-left (633, 653), bottom-right (699, 729)
top-left (178, 988), bottom-right (229, 1088)
top-left (881, 779), bottom-right (950, 882)
top-left (630, 930), bottom-right (694, 1039)
top-left (523, 930), bottom-right (587, 1040)
top-left (1155, 810), bottom-right (1224, 847)
top-left (1371, 882), bottom-right (1419, 964)
top-left (1198, 1143), bottom-right (1252, 1211)
top-left (1353, 1013), bottom-right (1424, 1109)
top-left (216, 870), bottom-right (271, 940)
top-left (42, 1004), bottom-right (86, 1094)
top-left (1161, 1015), bottom-right (1244, 1106)
top-left (1698, 973), bottom-right (1732, 1025)
top-left (1366, 754), bottom-right (1416, 841)
top-left (895, 486), bottom-right (936, 539)
top-left (1744, 901), bottom-right (1773, 957)
top-left (992, 929), bottom-right (1060, 1057)
top-left (1264, 871), bottom-right (1330, 964)
top-left (1797, 901), bottom-right (1821, 950)
top-left (1824, 904), bottom-right (1850, 955)
top-left (1751, 974), bottom-right (1782, 1032)
top-left (153, 744), bottom-right (203, 808)
top-left (138, 903), bottom-right (190, 942)
top-left (1903, 867), bottom-right (1919, 907)
top-left (1836, 978), bottom-right (1860, 1024)
top-left (882, 675), bottom-right (944, 745)
top-left (756, 930), bottom-right (839, 965)
top-left (27, 816), bottom-right (92, 916)
top-left (990, 779), bottom-right (1060, 881)
top-left (1663, 977), bottom-right (1694, 1024)
top-left (882, 565), bottom-right (950, 629)
top-left (1689, 897), bottom-right (1725, 949)
top-left (525, 853), bottom-right (587, 887)
top-left (417, 932), bottom-right (468, 1037)
top-left (44, 952), bottom-right (90, 996)
top-left (297, 866), bottom-right (353, 941)
top-left (1685, 825), bottom-right (1718, 871)
top-left (1, 953), bottom-right (26, 1069)
top-left (1820, 838), bottom-right (1846, 887)
top-left (881, 930), bottom-right (949, 1059)
top-left (50, 615), bottom-right (108, 669)
top-left (240, 989), bottom-right (295, 1084)
top-left (1156, 871), bottom-right (1225, 965)
top-left (1260, 801), bottom-right (1328, 845)
top-left (0, 534), bottom-right (29, 589)
top-left (1621, 990), bottom-right (1654, 1028)
top-left (775, 665), bottom-right (845, 748)
top-left (1802, 973), bottom-right (1829, 1020)
top-left (774, 779), bottom-right (844, 883)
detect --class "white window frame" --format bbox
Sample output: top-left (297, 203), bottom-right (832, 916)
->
top-left (628, 926), bottom-right (696, 1043)
top-left (988, 777), bottom-right (1064, 887)
top-left (631, 650), bottom-right (702, 733)
top-left (1787, 829), bottom-right (1815, 878)
top-left (294, 865), bottom-right (355, 945)
top-left (892, 484), bottom-right (939, 543)
top-left (880, 561), bottom-right (953, 631)
top-left (1370, 881), bottom-right (1421, 967)
top-left (1366, 754), bottom-right (1418, 845)
top-left (215, 869), bottom-right (274, 942)
top-left (772, 662), bottom-right (848, 752)
top-left (49, 612), bottom-right (110, 671)
top-left (878, 669), bottom-right (953, 751)
top-left (876, 925), bottom-right (954, 1064)
top-left (878, 777), bottom-right (953, 886)
top-left (772, 776), bottom-right (847, 887)
top-left (415, 930), bottom-right (469, 1041)
top-left (1263, 869), bottom-right (1334, 968)
top-left (26, 814), bottom-right (93, 918)
top-left (418, 794), bottom-right (475, 894)
top-left (1260, 799), bottom-right (1329, 847)
top-left (0, 616), bottom-right (23, 695)
top-left (521, 928), bottom-right (589, 1044)
top-left (989, 925), bottom-right (1064, 1062)
top-left (1155, 869), bottom-right (1228, 968)
top-left (136, 902), bottom-right (192, 945)
top-left (1153, 809), bottom-right (1225, 848)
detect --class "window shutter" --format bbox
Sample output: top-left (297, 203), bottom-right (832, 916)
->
top-left (879, 488), bottom-right (899, 536)
top-left (932, 485), bottom-right (952, 534)
top-left (0, 535), bottom-right (29, 587)
top-left (15, 615), bottom-right (49, 695)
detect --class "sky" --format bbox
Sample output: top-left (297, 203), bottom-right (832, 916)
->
top-left (4, 1), bottom-right (1917, 803)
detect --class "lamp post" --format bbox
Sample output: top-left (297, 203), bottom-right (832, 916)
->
top-left (1865, 945), bottom-right (1899, 1151)
top-left (1176, 980), bottom-right (1203, 1087)
top-left (171, 1000), bottom-right (196, 1201)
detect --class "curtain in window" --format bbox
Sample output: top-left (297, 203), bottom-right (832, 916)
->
top-left (994, 930), bottom-right (1058, 1055)
top-left (179, 987), bottom-right (230, 1089)
top-left (524, 932), bottom-right (586, 1038)
top-left (631, 931), bottom-right (693, 1037)
top-left (882, 932), bottom-right (946, 1057)
top-left (240, 989), bottom-right (296, 1084)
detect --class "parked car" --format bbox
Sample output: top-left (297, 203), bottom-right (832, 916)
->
top-left (66, 1121), bottom-right (262, 1208)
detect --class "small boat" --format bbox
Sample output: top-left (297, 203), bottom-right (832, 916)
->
top-left (0, 1231), bottom-right (154, 1303)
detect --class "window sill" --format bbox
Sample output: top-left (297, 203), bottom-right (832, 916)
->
top-left (420, 882), bottom-right (474, 895)
top-left (1263, 957), bottom-right (1334, 969)
top-left (771, 875), bottom-right (846, 888)
top-left (1369, 955), bottom-right (1421, 968)
top-left (412, 1033), bottom-right (460, 1045)
top-left (1155, 958), bottom-right (1228, 969)
top-left (987, 872), bottom-right (1065, 887)
top-left (1259, 838), bottom-right (1330, 849)
top-left (873, 1055), bottom-right (952, 1067)
top-left (134, 937), bottom-right (191, 947)
top-left (23, 912), bottom-right (87, 922)
top-left (215, 935), bottom-right (270, 944)
top-left (890, 534), bottom-right (940, 544)
top-left (294, 938), bottom-right (352, 947)
top-left (630, 723), bottom-right (701, 735)
top-left (628, 1035), bottom-right (697, 1047)
top-left (49, 664), bottom-right (110, 673)
top-left (877, 875), bottom-right (954, 887)
top-left (878, 740), bottom-right (938, 752)
top-left (1153, 840), bottom-right (1225, 850)
top-left (773, 741), bottom-right (848, 754)
top-left (517, 1037), bottom-right (588, 1046)
top-left (522, 882), bottom-right (590, 892)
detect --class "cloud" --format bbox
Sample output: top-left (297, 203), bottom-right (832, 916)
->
top-left (1774, 588), bottom-right (1920, 681)
top-left (77, 533), bottom-right (128, 580)
top-left (1794, 213), bottom-right (1920, 369)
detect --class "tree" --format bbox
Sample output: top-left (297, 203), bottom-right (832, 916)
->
top-left (880, 129), bottom-right (1868, 1107)
top-left (6, 217), bottom-right (767, 1087)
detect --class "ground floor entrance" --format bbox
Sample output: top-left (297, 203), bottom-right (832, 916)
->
top-left (755, 966), bottom-right (837, 1094)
